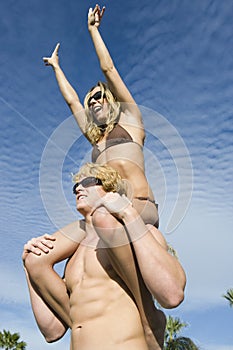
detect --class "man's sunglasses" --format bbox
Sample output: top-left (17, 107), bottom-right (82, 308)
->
top-left (73, 177), bottom-right (103, 194)
top-left (88, 91), bottom-right (106, 106)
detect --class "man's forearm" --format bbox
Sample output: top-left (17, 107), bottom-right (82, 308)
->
top-left (24, 267), bottom-right (68, 342)
top-left (24, 253), bottom-right (72, 329)
top-left (122, 207), bottom-right (186, 308)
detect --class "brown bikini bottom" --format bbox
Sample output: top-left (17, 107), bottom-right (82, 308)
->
top-left (132, 197), bottom-right (159, 228)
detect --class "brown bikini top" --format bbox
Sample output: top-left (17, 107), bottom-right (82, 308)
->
top-left (92, 124), bottom-right (134, 162)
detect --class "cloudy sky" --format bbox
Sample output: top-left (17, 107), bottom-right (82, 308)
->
top-left (0, 0), bottom-right (233, 349)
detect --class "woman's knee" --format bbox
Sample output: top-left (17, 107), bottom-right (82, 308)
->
top-left (92, 209), bottom-right (128, 247)
top-left (24, 252), bottom-right (51, 277)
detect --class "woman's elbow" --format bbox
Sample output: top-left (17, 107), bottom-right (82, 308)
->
top-left (101, 62), bottom-right (115, 75)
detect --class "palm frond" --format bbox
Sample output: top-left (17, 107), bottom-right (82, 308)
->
top-left (166, 336), bottom-right (199, 350)
top-left (223, 288), bottom-right (233, 307)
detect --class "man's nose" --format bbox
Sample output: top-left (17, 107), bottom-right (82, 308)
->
top-left (75, 186), bottom-right (85, 196)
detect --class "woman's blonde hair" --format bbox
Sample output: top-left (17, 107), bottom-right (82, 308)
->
top-left (83, 82), bottom-right (121, 144)
top-left (73, 163), bottom-right (126, 195)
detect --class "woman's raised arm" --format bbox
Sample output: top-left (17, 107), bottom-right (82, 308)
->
top-left (43, 43), bottom-right (87, 134)
top-left (88, 5), bottom-right (142, 123)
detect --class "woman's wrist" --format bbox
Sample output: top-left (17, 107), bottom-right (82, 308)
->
top-left (52, 63), bottom-right (60, 71)
top-left (88, 25), bottom-right (99, 34)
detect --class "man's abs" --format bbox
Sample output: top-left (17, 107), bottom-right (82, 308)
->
top-left (65, 245), bottom-right (148, 350)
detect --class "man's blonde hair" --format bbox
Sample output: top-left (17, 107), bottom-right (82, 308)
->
top-left (73, 163), bottom-right (126, 195)
top-left (83, 82), bottom-right (121, 144)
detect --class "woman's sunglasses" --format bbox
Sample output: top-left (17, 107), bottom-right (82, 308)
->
top-left (73, 177), bottom-right (103, 194)
top-left (88, 91), bottom-right (106, 107)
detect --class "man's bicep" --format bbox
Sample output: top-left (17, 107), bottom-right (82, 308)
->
top-left (48, 232), bottom-right (79, 263)
top-left (43, 221), bottom-right (85, 264)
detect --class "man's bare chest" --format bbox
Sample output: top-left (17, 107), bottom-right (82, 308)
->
top-left (64, 244), bottom-right (114, 291)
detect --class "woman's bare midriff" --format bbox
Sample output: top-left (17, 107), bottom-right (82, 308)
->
top-left (65, 241), bottom-right (149, 350)
top-left (94, 142), bottom-right (155, 200)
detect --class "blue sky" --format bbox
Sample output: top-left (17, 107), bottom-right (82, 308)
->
top-left (0, 0), bottom-right (233, 349)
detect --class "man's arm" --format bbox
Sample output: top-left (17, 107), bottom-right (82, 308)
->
top-left (91, 193), bottom-right (186, 309)
top-left (43, 44), bottom-right (87, 134)
top-left (23, 266), bottom-right (68, 342)
top-left (23, 221), bottom-right (85, 333)
top-left (122, 213), bottom-right (186, 308)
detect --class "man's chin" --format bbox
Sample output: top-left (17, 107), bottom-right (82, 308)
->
top-left (77, 203), bottom-right (92, 215)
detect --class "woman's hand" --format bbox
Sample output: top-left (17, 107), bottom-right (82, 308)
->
top-left (88, 4), bottom-right (105, 30)
top-left (22, 234), bottom-right (56, 265)
top-left (43, 43), bottom-right (60, 68)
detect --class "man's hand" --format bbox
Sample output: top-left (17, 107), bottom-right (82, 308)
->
top-left (43, 43), bottom-right (60, 68)
top-left (91, 192), bottom-right (132, 219)
top-left (22, 234), bottom-right (56, 265)
top-left (88, 4), bottom-right (105, 30)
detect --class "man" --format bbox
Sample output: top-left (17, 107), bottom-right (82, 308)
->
top-left (23, 163), bottom-right (186, 350)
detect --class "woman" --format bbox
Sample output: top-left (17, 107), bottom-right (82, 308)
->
top-left (43, 5), bottom-right (159, 228)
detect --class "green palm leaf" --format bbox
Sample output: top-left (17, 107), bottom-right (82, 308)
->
top-left (223, 288), bottom-right (233, 307)
top-left (166, 336), bottom-right (199, 350)
top-left (164, 316), bottom-right (199, 349)
top-left (0, 330), bottom-right (26, 350)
